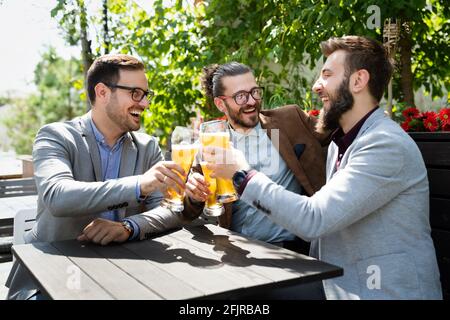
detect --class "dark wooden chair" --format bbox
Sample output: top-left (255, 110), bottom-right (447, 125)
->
top-left (0, 178), bottom-right (37, 263)
top-left (410, 132), bottom-right (450, 300)
top-left (0, 178), bottom-right (37, 198)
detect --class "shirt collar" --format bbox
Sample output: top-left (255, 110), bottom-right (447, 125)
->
top-left (89, 117), bottom-right (127, 148)
top-left (331, 106), bottom-right (379, 151)
top-left (229, 121), bottom-right (262, 140)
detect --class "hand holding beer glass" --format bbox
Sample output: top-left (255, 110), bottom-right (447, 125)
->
top-left (199, 120), bottom-right (238, 216)
top-left (161, 126), bottom-right (198, 212)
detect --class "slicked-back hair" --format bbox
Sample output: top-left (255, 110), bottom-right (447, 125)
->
top-left (201, 62), bottom-right (252, 101)
top-left (320, 36), bottom-right (394, 102)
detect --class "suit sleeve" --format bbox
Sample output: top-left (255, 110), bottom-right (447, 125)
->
top-left (126, 206), bottom-right (186, 240)
top-left (143, 143), bottom-right (165, 211)
top-left (33, 125), bottom-right (141, 217)
top-left (240, 134), bottom-right (407, 241)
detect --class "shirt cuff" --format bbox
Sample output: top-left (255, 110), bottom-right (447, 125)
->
top-left (237, 169), bottom-right (258, 196)
top-left (123, 218), bottom-right (140, 241)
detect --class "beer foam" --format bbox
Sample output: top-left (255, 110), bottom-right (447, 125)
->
top-left (171, 144), bottom-right (199, 150)
top-left (200, 132), bottom-right (229, 137)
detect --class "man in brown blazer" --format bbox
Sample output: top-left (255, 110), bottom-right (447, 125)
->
top-left (185, 62), bottom-right (330, 257)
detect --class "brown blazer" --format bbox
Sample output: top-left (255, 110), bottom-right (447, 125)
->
top-left (182, 104), bottom-right (330, 229)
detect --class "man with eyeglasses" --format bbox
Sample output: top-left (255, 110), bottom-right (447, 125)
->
top-left (201, 38), bottom-right (442, 299)
top-left (185, 62), bottom-right (330, 271)
top-left (6, 54), bottom-right (195, 300)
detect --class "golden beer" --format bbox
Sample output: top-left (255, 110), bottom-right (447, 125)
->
top-left (200, 132), bottom-right (238, 203)
top-left (162, 144), bottom-right (198, 212)
top-left (200, 161), bottom-right (224, 216)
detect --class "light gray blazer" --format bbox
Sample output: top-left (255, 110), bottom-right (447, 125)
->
top-left (240, 108), bottom-right (442, 299)
top-left (6, 112), bottom-right (185, 299)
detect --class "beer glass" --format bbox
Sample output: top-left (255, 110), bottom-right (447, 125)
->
top-left (200, 158), bottom-right (225, 217)
top-left (161, 126), bottom-right (198, 212)
top-left (199, 120), bottom-right (238, 204)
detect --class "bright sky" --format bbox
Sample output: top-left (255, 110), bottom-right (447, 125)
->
top-left (0, 0), bottom-right (80, 97)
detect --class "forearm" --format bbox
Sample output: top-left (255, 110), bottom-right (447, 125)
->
top-left (39, 175), bottom-right (140, 217)
top-left (127, 207), bottom-right (185, 240)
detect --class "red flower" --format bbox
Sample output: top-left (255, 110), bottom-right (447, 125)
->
top-left (402, 107), bottom-right (420, 119)
top-left (423, 112), bottom-right (439, 132)
top-left (438, 108), bottom-right (450, 126)
top-left (442, 123), bottom-right (450, 132)
top-left (400, 118), bottom-right (411, 131)
top-left (308, 109), bottom-right (320, 117)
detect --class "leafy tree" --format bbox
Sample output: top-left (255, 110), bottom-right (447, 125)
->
top-left (0, 95), bottom-right (11, 106)
top-left (103, 0), bottom-right (212, 146)
top-left (201, 0), bottom-right (450, 108)
top-left (51, 0), bottom-right (94, 111)
top-left (50, 0), bottom-right (449, 145)
top-left (3, 48), bottom-right (85, 154)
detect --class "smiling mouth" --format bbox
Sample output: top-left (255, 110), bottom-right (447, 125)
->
top-left (242, 107), bottom-right (256, 114)
top-left (129, 110), bottom-right (142, 119)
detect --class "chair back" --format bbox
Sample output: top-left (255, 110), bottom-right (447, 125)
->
top-left (0, 178), bottom-right (37, 198)
top-left (13, 208), bottom-right (37, 245)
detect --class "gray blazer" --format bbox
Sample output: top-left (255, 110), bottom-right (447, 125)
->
top-left (240, 108), bottom-right (442, 299)
top-left (6, 112), bottom-right (185, 299)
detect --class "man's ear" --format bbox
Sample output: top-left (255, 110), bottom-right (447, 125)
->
top-left (350, 69), bottom-right (370, 94)
top-left (94, 83), bottom-right (110, 103)
top-left (214, 97), bottom-right (226, 113)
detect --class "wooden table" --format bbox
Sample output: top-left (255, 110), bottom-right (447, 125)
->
top-left (12, 223), bottom-right (343, 300)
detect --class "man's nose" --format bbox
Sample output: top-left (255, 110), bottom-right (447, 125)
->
top-left (312, 79), bottom-right (322, 93)
top-left (139, 97), bottom-right (149, 108)
top-left (246, 94), bottom-right (257, 106)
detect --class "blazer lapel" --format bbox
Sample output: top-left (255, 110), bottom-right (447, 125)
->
top-left (119, 133), bottom-right (138, 178)
top-left (79, 112), bottom-right (102, 181)
top-left (259, 113), bottom-right (314, 195)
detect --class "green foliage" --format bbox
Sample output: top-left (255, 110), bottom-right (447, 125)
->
top-left (49, 0), bottom-right (450, 144)
top-left (103, 0), bottom-right (211, 146)
top-left (3, 48), bottom-right (85, 154)
top-left (2, 97), bottom-right (41, 154)
top-left (0, 95), bottom-right (11, 106)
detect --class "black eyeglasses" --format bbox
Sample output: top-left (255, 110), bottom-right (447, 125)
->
top-left (218, 87), bottom-right (264, 106)
top-left (105, 83), bottom-right (154, 103)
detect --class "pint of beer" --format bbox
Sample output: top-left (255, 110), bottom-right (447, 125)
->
top-left (200, 132), bottom-right (237, 202)
top-left (161, 127), bottom-right (197, 212)
top-left (200, 161), bottom-right (224, 216)
top-left (163, 144), bottom-right (198, 211)
top-left (199, 120), bottom-right (238, 204)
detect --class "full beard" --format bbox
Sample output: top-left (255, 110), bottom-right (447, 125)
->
top-left (317, 78), bottom-right (354, 133)
top-left (224, 100), bottom-right (261, 129)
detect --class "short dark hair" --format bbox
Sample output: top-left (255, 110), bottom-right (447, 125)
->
top-left (86, 54), bottom-right (145, 104)
top-left (320, 36), bottom-right (394, 102)
top-left (200, 62), bottom-right (252, 101)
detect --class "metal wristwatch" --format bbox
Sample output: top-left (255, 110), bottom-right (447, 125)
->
top-left (232, 169), bottom-right (249, 192)
top-left (121, 220), bottom-right (134, 238)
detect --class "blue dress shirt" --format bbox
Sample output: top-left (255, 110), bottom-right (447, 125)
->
top-left (90, 119), bottom-right (140, 240)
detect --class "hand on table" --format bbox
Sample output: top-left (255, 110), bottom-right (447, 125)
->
top-left (77, 218), bottom-right (130, 245)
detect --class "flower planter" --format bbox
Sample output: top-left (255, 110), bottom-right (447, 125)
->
top-left (409, 132), bottom-right (450, 300)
